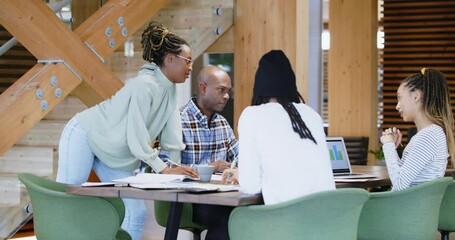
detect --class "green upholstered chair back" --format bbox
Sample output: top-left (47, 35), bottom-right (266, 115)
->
top-left (358, 177), bottom-right (452, 240)
top-left (154, 201), bottom-right (206, 239)
top-left (145, 164), bottom-right (206, 240)
top-left (228, 188), bottom-right (369, 240)
top-left (18, 173), bottom-right (131, 240)
top-left (438, 180), bottom-right (455, 239)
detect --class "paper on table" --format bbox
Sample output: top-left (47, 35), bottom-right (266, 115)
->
top-left (211, 174), bottom-right (222, 181)
top-left (192, 182), bottom-right (239, 192)
top-left (130, 181), bottom-right (239, 192)
top-left (112, 173), bottom-right (199, 185)
top-left (109, 173), bottom-right (238, 192)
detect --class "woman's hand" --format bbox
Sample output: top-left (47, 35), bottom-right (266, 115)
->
top-left (160, 165), bottom-right (199, 178)
top-left (222, 169), bottom-right (239, 185)
top-left (393, 128), bottom-right (402, 148)
top-left (380, 127), bottom-right (402, 148)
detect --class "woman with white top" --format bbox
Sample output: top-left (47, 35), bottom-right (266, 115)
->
top-left (223, 50), bottom-right (335, 205)
top-left (381, 68), bottom-right (455, 191)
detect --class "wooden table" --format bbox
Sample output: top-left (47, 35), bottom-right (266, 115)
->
top-left (335, 165), bottom-right (391, 188)
top-left (66, 165), bottom-right (395, 240)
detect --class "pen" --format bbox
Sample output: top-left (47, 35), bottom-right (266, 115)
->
top-left (226, 158), bottom-right (239, 181)
top-left (230, 157), bottom-right (239, 169)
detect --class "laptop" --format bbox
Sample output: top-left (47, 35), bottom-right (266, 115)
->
top-left (326, 137), bottom-right (377, 179)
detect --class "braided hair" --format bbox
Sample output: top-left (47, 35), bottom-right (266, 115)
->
top-left (141, 21), bottom-right (188, 66)
top-left (251, 91), bottom-right (317, 144)
top-left (402, 68), bottom-right (455, 163)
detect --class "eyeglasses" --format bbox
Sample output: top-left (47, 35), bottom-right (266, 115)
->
top-left (175, 54), bottom-right (193, 65)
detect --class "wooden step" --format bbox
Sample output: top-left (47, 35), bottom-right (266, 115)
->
top-left (16, 120), bottom-right (67, 148)
top-left (0, 175), bottom-right (20, 206)
top-left (0, 184), bottom-right (32, 239)
top-left (0, 146), bottom-right (54, 176)
top-left (0, 58), bottom-right (36, 66)
top-left (0, 49), bottom-right (34, 57)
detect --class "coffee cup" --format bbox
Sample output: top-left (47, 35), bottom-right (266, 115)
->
top-left (196, 165), bottom-right (215, 182)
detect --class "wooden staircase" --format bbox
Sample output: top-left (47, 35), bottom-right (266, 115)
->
top-left (0, 24), bottom-right (43, 239)
top-left (0, 0), bottom-right (233, 238)
top-left (0, 26), bottom-right (36, 94)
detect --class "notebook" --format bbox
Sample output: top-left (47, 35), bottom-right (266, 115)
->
top-left (326, 137), bottom-right (377, 179)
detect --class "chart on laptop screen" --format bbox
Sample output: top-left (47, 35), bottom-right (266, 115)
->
top-left (326, 138), bottom-right (350, 171)
top-left (328, 143), bottom-right (344, 161)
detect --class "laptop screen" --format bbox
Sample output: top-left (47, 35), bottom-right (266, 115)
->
top-left (326, 137), bottom-right (351, 174)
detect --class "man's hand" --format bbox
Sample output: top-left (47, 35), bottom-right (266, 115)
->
top-left (210, 160), bottom-right (231, 172)
top-left (160, 165), bottom-right (199, 178)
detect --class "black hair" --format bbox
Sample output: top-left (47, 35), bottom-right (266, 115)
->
top-left (141, 21), bottom-right (188, 66)
top-left (251, 91), bottom-right (317, 144)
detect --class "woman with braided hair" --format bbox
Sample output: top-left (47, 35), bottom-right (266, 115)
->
top-left (56, 21), bottom-right (197, 239)
top-left (381, 68), bottom-right (454, 191)
top-left (222, 50), bottom-right (335, 205)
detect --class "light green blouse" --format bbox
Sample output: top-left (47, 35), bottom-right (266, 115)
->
top-left (75, 62), bottom-right (185, 172)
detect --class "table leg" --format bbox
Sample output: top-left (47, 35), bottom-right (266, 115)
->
top-left (164, 202), bottom-right (183, 240)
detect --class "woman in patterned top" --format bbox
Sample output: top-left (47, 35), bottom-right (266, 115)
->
top-left (381, 68), bottom-right (455, 191)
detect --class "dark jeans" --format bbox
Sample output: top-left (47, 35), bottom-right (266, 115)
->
top-left (193, 203), bottom-right (234, 240)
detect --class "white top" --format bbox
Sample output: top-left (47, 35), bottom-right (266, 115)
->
top-left (238, 103), bottom-right (335, 205)
top-left (383, 124), bottom-right (448, 191)
top-left (75, 63), bottom-right (185, 172)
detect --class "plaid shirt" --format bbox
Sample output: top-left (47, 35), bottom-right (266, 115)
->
top-left (159, 99), bottom-right (239, 165)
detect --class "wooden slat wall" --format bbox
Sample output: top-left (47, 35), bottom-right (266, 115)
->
top-left (0, 26), bottom-right (36, 94)
top-left (381, 0), bottom-right (455, 143)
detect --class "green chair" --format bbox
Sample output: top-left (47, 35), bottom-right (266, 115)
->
top-left (228, 188), bottom-right (369, 240)
top-left (439, 180), bottom-right (455, 240)
top-left (144, 166), bottom-right (206, 239)
top-left (18, 173), bottom-right (131, 240)
top-left (358, 177), bottom-right (452, 240)
top-left (154, 201), bottom-right (207, 240)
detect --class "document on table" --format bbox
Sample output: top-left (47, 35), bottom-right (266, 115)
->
top-left (129, 182), bottom-right (239, 192)
top-left (112, 173), bottom-right (200, 184)
top-left (82, 173), bottom-right (198, 187)
top-left (110, 173), bottom-right (239, 192)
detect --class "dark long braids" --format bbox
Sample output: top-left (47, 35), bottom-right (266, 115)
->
top-left (251, 91), bottom-right (317, 144)
top-left (402, 68), bottom-right (455, 163)
top-left (141, 21), bottom-right (188, 66)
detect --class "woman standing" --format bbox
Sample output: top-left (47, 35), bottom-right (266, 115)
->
top-left (56, 21), bottom-right (197, 240)
top-left (381, 68), bottom-right (455, 191)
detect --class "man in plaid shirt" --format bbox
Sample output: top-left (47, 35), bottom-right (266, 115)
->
top-left (160, 65), bottom-right (238, 173)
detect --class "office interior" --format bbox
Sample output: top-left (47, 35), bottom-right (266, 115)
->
top-left (0, 0), bottom-right (454, 239)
